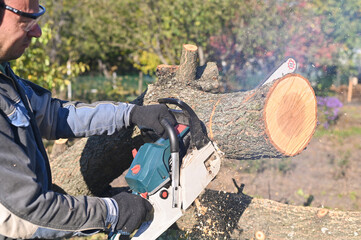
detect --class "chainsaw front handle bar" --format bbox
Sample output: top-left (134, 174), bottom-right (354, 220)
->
top-left (160, 118), bottom-right (180, 208)
top-left (160, 118), bottom-right (179, 153)
top-left (158, 98), bottom-right (209, 149)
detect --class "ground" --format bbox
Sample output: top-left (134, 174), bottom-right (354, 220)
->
top-left (207, 103), bottom-right (361, 211)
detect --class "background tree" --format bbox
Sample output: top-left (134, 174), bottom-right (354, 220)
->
top-left (66, 0), bottom-right (244, 75)
top-left (13, 0), bottom-right (361, 96)
top-left (11, 23), bottom-right (88, 92)
top-left (311, 0), bottom-right (361, 86)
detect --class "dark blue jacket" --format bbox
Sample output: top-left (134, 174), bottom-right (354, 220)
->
top-left (0, 63), bottom-right (134, 238)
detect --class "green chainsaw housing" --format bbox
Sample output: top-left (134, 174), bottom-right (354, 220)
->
top-left (125, 126), bottom-right (189, 196)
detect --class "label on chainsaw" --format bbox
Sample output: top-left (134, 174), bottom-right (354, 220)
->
top-left (287, 58), bottom-right (296, 71)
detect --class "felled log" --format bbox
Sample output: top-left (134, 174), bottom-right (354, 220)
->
top-left (50, 44), bottom-right (316, 196)
top-left (149, 72), bottom-right (316, 159)
top-left (147, 44), bottom-right (317, 159)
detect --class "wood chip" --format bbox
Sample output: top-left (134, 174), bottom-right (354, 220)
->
top-left (255, 231), bottom-right (266, 240)
top-left (317, 208), bottom-right (329, 218)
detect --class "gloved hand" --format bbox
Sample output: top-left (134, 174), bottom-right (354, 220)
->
top-left (130, 104), bottom-right (177, 138)
top-left (112, 192), bottom-right (153, 235)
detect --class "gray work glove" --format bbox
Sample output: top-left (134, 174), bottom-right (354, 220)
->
top-left (130, 104), bottom-right (177, 138)
top-left (112, 192), bottom-right (153, 235)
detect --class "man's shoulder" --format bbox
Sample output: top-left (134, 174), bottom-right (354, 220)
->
top-left (0, 75), bottom-right (30, 127)
top-left (0, 73), bottom-right (20, 100)
top-left (4, 63), bottom-right (51, 97)
top-left (17, 78), bottom-right (51, 98)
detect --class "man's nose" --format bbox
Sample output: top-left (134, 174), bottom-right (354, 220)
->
top-left (27, 24), bottom-right (42, 38)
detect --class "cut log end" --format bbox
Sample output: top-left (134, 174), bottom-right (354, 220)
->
top-left (264, 74), bottom-right (317, 156)
top-left (156, 64), bottom-right (178, 72)
top-left (183, 44), bottom-right (198, 51)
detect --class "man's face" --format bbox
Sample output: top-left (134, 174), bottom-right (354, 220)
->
top-left (0, 0), bottom-right (42, 62)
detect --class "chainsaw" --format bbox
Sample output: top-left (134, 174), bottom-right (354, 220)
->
top-left (110, 98), bottom-right (222, 240)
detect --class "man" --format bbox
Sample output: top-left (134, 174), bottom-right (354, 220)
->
top-left (0, 0), bottom-right (176, 238)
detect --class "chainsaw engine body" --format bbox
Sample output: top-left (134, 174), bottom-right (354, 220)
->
top-left (125, 126), bottom-right (190, 196)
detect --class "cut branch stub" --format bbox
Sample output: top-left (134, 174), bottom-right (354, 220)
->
top-left (157, 44), bottom-right (221, 92)
top-left (156, 64), bottom-right (178, 85)
top-left (156, 62), bottom-right (221, 93)
top-left (176, 44), bottom-right (198, 84)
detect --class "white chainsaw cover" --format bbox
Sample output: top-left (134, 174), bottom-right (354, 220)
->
top-left (131, 142), bottom-right (221, 240)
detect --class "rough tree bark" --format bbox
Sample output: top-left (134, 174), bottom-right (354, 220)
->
top-left (176, 189), bottom-right (361, 239)
top-left (48, 44), bottom-right (346, 239)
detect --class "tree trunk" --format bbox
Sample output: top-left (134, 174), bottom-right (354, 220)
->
top-left (147, 71), bottom-right (316, 159)
top-left (175, 189), bottom-right (361, 240)
top-left (49, 44), bottom-right (324, 238)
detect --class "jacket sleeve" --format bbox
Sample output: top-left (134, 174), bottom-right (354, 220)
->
top-left (0, 113), bottom-right (119, 239)
top-left (19, 79), bottom-right (134, 140)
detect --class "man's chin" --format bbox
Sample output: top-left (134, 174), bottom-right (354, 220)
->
top-left (9, 50), bottom-right (27, 62)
